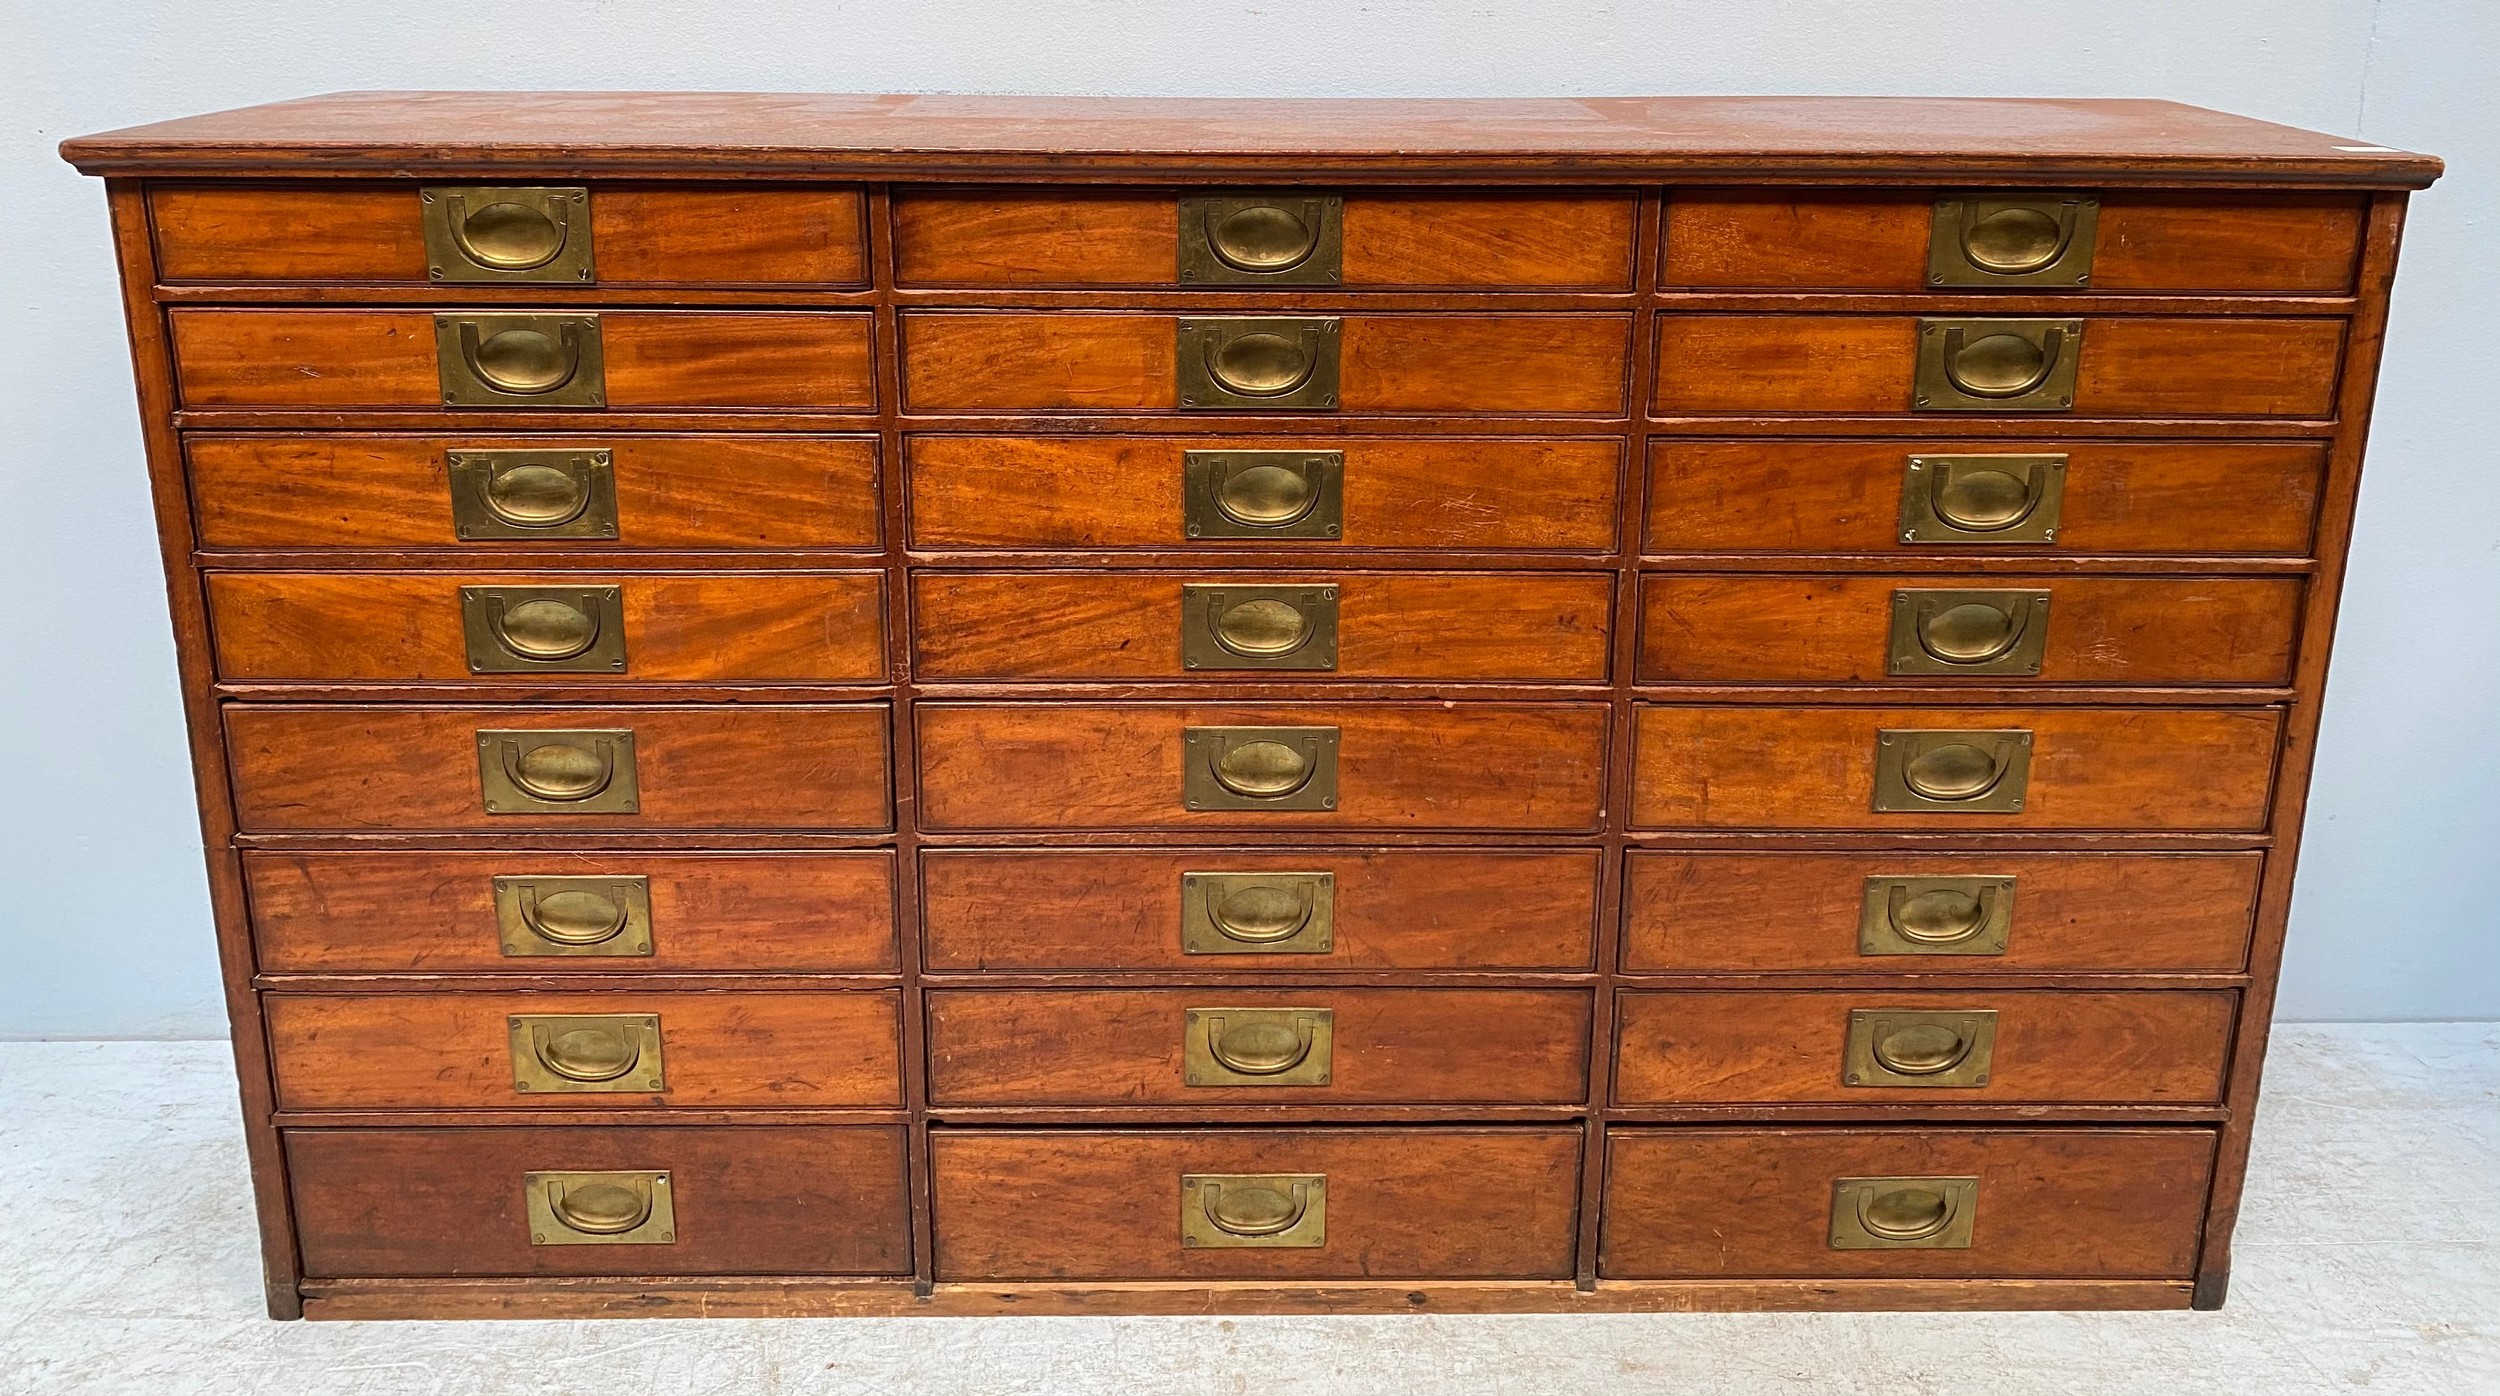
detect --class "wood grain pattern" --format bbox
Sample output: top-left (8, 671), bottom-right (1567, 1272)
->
top-left (1613, 989), bottom-right (2235, 1105)
top-left (917, 702), bottom-right (1609, 831)
top-left (914, 571), bottom-right (1612, 681)
top-left (207, 571), bottom-right (886, 683)
top-left (902, 312), bottom-right (1630, 414)
top-left (246, 850), bottom-right (897, 973)
top-left (225, 704), bottom-right (892, 832)
top-left (1652, 316), bottom-right (2345, 418)
top-left (1630, 704), bottom-right (2281, 831)
top-left (1601, 1127), bottom-right (2215, 1278)
top-left (1643, 439), bottom-right (2324, 556)
top-left (1636, 574), bottom-right (2299, 685)
top-left (907, 435), bottom-right (1621, 552)
top-left (1621, 851), bottom-right (2258, 973)
top-left (189, 433), bottom-right (882, 550)
top-left (169, 309), bottom-right (876, 409)
top-left (921, 848), bottom-right (1598, 971)
top-left (288, 1125), bottom-right (910, 1277)
top-left (265, 991), bottom-right (904, 1109)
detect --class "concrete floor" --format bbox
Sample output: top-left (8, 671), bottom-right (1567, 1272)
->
top-left (1, 1025), bottom-right (2494, 1395)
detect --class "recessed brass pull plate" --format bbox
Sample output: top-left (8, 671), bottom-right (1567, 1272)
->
top-left (1858, 875), bottom-right (2016, 956)
top-left (1179, 193), bottom-right (1343, 285)
top-left (495, 874), bottom-right (654, 957)
top-left (1183, 1007), bottom-right (1334, 1086)
top-left (1844, 1009), bottom-right (1998, 1089)
top-left (526, 1170), bottom-right (675, 1246)
top-left (1181, 583), bottom-right (1340, 671)
top-left (1182, 450), bottom-right (1345, 539)
top-left (448, 449), bottom-right (619, 540)
top-left (1898, 454), bottom-right (2066, 545)
top-left (1180, 871), bottom-right (1335, 955)
top-left (436, 313), bottom-right (606, 408)
top-left (422, 186), bottom-right (593, 284)
top-left (1181, 1173), bottom-right (1328, 1248)
top-left (476, 728), bottom-right (640, 815)
top-left (461, 585), bottom-right (628, 674)
top-left (1182, 726), bottom-right (1340, 812)
top-left (1830, 1175), bottom-right (1979, 1249)
top-left (1873, 729), bottom-right (2032, 814)
top-left (1178, 317), bottom-right (1341, 411)
top-left (1929, 192), bottom-right (2098, 288)
top-left (1886, 588), bottom-right (2051, 677)
top-left (1913, 318), bottom-right (2081, 413)
top-left (508, 1013), bottom-right (665, 1094)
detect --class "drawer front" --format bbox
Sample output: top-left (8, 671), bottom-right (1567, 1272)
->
top-left (932, 1128), bottom-right (1581, 1280)
top-left (902, 312), bottom-right (1630, 414)
top-left (917, 702), bottom-right (1608, 831)
top-left (908, 435), bottom-right (1620, 552)
top-left (1601, 1127), bottom-right (2214, 1279)
top-left (208, 572), bottom-right (887, 683)
top-left (1631, 705), bottom-right (2280, 831)
top-left (914, 571), bottom-right (1613, 682)
top-left (926, 988), bottom-right (1589, 1105)
top-left (921, 848), bottom-right (1598, 971)
top-left (1645, 439), bottom-right (2324, 556)
top-left (189, 434), bottom-right (882, 551)
top-left (265, 991), bottom-right (904, 1109)
top-left (1664, 189), bottom-right (2365, 293)
top-left (170, 309), bottom-right (876, 410)
top-left (226, 704), bottom-right (892, 832)
top-left (1637, 574), bottom-right (2299, 685)
top-left (246, 851), bottom-right (898, 973)
top-left (288, 1125), bottom-right (910, 1277)
top-left (1613, 990), bottom-right (2234, 1105)
top-left (151, 184), bottom-right (869, 286)
top-left (1653, 316), bottom-right (2342, 418)
top-left (895, 189), bottom-right (1636, 288)
top-left (1621, 851), bottom-right (2258, 973)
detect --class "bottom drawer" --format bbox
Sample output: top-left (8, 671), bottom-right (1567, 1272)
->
top-left (1600, 1127), bottom-right (2214, 1279)
top-left (932, 1128), bottom-right (1581, 1280)
top-left (287, 1126), bottom-right (912, 1277)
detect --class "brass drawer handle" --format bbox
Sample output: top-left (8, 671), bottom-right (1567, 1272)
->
top-left (1178, 193), bottom-right (1343, 285)
top-left (1182, 871), bottom-right (1335, 954)
top-left (1181, 1174), bottom-right (1329, 1248)
top-left (508, 1013), bottom-right (665, 1093)
top-left (1929, 191), bottom-right (2098, 287)
top-left (1182, 584), bottom-right (1339, 671)
top-left (1843, 1008), bottom-right (1998, 1089)
top-left (1182, 1007), bottom-right (1334, 1086)
top-left (1888, 589), bottom-right (2051, 676)
top-left (496, 874), bottom-right (654, 956)
top-left (1182, 450), bottom-right (1345, 540)
top-left (1182, 726), bottom-right (1341, 812)
top-left (1914, 319), bottom-right (2082, 413)
top-left (436, 313), bottom-right (606, 408)
top-left (1859, 875), bottom-right (2015, 956)
top-left (476, 728), bottom-right (641, 815)
top-left (448, 449), bottom-right (619, 540)
top-left (1830, 1176), bottom-right (1979, 1250)
top-left (1178, 317), bottom-right (1342, 411)
top-left (526, 1170), bottom-right (676, 1246)
top-left (500, 736), bottom-right (620, 801)
top-left (1873, 729), bottom-right (2032, 814)
top-left (423, 186), bottom-right (594, 283)
top-left (462, 585), bottom-right (628, 673)
top-left (1898, 454), bottom-right (2066, 545)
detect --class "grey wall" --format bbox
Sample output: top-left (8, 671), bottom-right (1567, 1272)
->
top-left (3, 0), bottom-right (2492, 1037)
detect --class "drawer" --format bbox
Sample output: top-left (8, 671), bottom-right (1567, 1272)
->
top-left (1652, 316), bottom-right (2342, 418)
top-left (926, 988), bottom-right (1589, 1105)
top-left (169, 309), bottom-right (875, 411)
top-left (287, 1125), bottom-right (911, 1277)
top-left (207, 572), bottom-right (887, 684)
top-left (916, 702), bottom-right (1609, 832)
top-left (1644, 439), bottom-right (2325, 556)
top-left (932, 1128), bottom-right (1581, 1280)
top-left (1612, 989), bottom-right (2234, 1104)
top-left (226, 703), bottom-right (892, 833)
top-left (921, 848), bottom-right (1598, 971)
top-left (1664, 189), bottom-right (2364, 293)
top-left (188, 434), bottom-right (882, 551)
top-left (151, 183), bottom-right (868, 286)
top-left (265, 991), bottom-right (904, 1109)
top-left (914, 571), bottom-right (1613, 682)
top-left (894, 188), bottom-right (1636, 289)
top-left (907, 435), bottom-right (1620, 552)
top-left (901, 312), bottom-right (1630, 414)
top-left (1630, 705), bottom-right (2280, 831)
top-left (1621, 851), bottom-right (2257, 973)
top-left (1600, 1127), bottom-right (2214, 1279)
top-left (1636, 574), bottom-right (2299, 686)
top-left (246, 851), bottom-right (897, 973)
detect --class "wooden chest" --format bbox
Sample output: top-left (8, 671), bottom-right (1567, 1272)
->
top-left (62, 93), bottom-right (2438, 1320)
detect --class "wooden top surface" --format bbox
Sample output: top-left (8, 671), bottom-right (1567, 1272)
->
top-left (62, 92), bottom-right (2440, 185)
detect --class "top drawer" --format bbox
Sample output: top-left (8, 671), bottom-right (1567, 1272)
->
top-left (894, 189), bottom-right (1637, 289)
top-left (149, 183), bottom-right (867, 287)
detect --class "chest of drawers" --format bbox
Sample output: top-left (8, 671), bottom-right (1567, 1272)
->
top-left (63, 93), bottom-right (2438, 1320)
